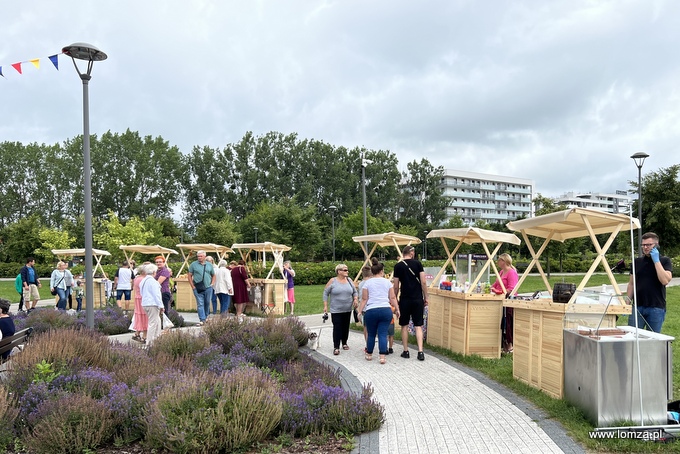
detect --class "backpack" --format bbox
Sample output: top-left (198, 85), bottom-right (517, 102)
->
top-left (15, 274), bottom-right (22, 294)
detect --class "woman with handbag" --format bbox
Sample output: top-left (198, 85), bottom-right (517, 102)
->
top-left (50, 261), bottom-right (69, 310)
top-left (322, 264), bottom-right (358, 355)
top-left (230, 260), bottom-right (251, 322)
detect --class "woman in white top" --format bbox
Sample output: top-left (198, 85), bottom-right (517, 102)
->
top-left (214, 260), bottom-right (234, 314)
top-left (358, 258), bottom-right (400, 364)
top-left (50, 261), bottom-right (70, 310)
top-left (140, 263), bottom-right (164, 346)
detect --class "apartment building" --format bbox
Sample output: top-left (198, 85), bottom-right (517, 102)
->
top-left (440, 169), bottom-right (534, 225)
top-left (553, 190), bottom-right (631, 214)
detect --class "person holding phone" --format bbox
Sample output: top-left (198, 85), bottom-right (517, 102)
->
top-left (627, 232), bottom-right (673, 332)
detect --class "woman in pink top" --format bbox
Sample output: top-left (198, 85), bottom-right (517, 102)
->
top-left (132, 265), bottom-right (149, 343)
top-left (491, 253), bottom-right (519, 353)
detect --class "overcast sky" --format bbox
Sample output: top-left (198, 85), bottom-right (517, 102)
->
top-left (2, 0), bottom-right (678, 198)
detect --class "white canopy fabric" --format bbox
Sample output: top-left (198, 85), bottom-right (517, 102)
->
top-left (230, 242), bottom-right (291, 279)
top-left (425, 228), bottom-right (521, 291)
top-left (506, 207), bottom-right (640, 301)
top-left (506, 208), bottom-right (640, 242)
top-left (52, 248), bottom-right (111, 278)
top-left (119, 245), bottom-right (179, 276)
top-left (175, 243), bottom-right (234, 277)
top-left (351, 232), bottom-right (421, 283)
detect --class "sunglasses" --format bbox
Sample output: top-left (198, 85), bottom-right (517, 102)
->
top-left (339, 269), bottom-right (348, 272)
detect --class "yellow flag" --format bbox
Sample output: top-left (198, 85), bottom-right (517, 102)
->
top-left (30, 59), bottom-right (40, 69)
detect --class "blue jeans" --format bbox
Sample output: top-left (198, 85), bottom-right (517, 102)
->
top-left (194, 287), bottom-right (213, 322)
top-left (364, 307), bottom-right (394, 355)
top-left (56, 287), bottom-right (68, 310)
top-left (211, 288), bottom-right (218, 314)
top-left (217, 293), bottom-right (231, 314)
top-left (628, 306), bottom-right (666, 333)
top-left (76, 296), bottom-right (83, 312)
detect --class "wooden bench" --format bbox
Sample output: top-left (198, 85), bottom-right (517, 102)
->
top-left (0, 327), bottom-right (33, 363)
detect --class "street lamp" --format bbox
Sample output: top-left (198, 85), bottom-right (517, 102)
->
top-left (630, 152), bottom-right (649, 253)
top-left (329, 205), bottom-right (337, 262)
top-left (63, 42), bottom-right (107, 329)
top-left (423, 230), bottom-right (428, 261)
top-left (360, 151), bottom-right (373, 255)
top-left (253, 227), bottom-right (258, 243)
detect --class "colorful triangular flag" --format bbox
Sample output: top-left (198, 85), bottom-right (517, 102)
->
top-left (12, 63), bottom-right (22, 74)
top-left (0, 66), bottom-right (4, 78)
top-left (30, 59), bottom-right (40, 70)
top-left (49, 54), bottom-right (59, 70)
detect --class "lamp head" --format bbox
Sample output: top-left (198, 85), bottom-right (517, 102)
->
top-left (329, 205), bottom-right (337, 213)
top-left (62, 43), bottom-right (108, 61)
top-left (630, 152), bottom-right (649, 169)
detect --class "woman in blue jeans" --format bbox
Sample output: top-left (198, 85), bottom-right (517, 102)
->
top-left (50, 261), bottom-right (70, 310)
top-left (358, 258), bottom-right (400, 364)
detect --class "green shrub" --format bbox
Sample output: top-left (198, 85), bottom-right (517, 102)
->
top-left (0, 384), bottom-right (19, 451)
top-left (143, 368), bottom-right (282, 453)
top-left (22, 393), bottom-right (118, 454)
top-left (148, 329), bottom-right (211, 360)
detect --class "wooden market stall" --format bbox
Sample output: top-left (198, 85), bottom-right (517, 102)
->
top-left (116, 245), bottom-right (179, 309)
top-left (174, 244), bottom-right (233, 311)
top-left (230, 242), bottom-right (292, 315)
top-left (504, 207), bottom-right (637, 398)
top-left (425, 228), bottom-right (521, 359)
top-left (52, 248), bottom-right (112, 308)
top-left (351, 232), bottom-right (421, 284)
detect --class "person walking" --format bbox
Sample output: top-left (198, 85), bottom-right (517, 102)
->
top-left (50, 261), bottom-right (69, 310)
top-left (132, 265), bottom-right (149, 344)
top-left (64, 263), bottom-right (75, 310)
top-left (282, 260), bottom-right (296, 315)
top-left (490, 253), bottom-right (519, 353)
top-left (114, 261), bottom-right (134, 314)
top-left (154, 256), bottom-right (173, 313)
top-left (358, 258), bottom-right (400, 364)
top-left (140, 263), bottom-right (164, 346)
top-left (187, 250), bottom-right (215, 326)
top-left (393, 245), bottom-right (429, 361)
top-left (20, 257), bottom-right (41, 312)
top-left (214, 259), bottom-right (234, 314)
top-left (322, 263), bottom-right (358, 356)
top-left (627, 232), bottom-right (673, 332)
top-left (206, 256), bottom-right (218, 315)
top-left (230, 260), bottom-right (251, 322)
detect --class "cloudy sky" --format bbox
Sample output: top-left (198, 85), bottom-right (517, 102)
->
top-left (2, 0), bottom-right (678, 198)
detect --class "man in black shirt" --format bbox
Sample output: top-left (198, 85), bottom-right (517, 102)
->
top-left (393, 245), bottom-right (429, 361)
top-left (627, 232), bottom-right (673, 332)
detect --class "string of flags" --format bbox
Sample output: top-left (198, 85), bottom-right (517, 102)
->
top-left (0, 53), bottom-right (61, 78)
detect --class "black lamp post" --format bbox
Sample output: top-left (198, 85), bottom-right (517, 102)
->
top-left (630, 152), bottom-right (649, 253)
top-left (329, 205), bottom-right (337, 262)
top-left (423, 230), bottom-right (428, 261)
top-left (253, 227), bottom-right (258, 243)
top-left (360, 151), bottom-right (372, 255)
top-left (62, 42), bottom-right (107, 329)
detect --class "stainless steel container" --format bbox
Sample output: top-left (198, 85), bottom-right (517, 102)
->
top-left (564, 326), bottom-right (674, 427)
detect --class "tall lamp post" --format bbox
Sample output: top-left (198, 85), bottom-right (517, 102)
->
top-left (630, 152), bottom-right (649, 253)
top-left (63, 43), bottom-right (107, 329)
top-left (329, 205), bottom-right (337, 262)
top-left (253, 227), bottom-right (258, 243)
top-left (360, 151), bottom-right (372, 255)
top-left (423, 230), bottom-right (428, 261)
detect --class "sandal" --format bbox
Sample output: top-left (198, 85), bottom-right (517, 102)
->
top-left (342, 344), bottom-right (350, 350)
top-left (365, 353), bottom-right (372, 361)
top-left (379, 355), bottom-right (386, 364)
top-left (131, 334), bottom-right (141, 342)
top-left (333, 349), bottom-right (340, 355)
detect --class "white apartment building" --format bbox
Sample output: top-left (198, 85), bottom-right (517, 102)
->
top-left (553, 190), bottom-right (631, 214)
top-left (440, 169), bottom-right (534, 225)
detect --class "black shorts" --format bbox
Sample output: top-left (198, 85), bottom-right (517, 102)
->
top-left (399, 299), bottom-right (424, 327)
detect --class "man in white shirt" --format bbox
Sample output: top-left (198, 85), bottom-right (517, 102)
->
top-left (114, 260), bottom-right (134, 314)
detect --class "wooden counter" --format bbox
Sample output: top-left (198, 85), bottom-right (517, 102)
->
top-left (427, 289), bottom-right (504, 359)
top-left (503, 299), bottom-right (632, 398)
top-left (250, 278), bottom-right (286, 315)
top-left (174, 277), bottom-right (195, 311)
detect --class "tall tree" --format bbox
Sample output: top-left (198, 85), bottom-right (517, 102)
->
top-left (397, 158), bottom-right (449, 225)
top-left (635, 164), bottom-right (680, 256)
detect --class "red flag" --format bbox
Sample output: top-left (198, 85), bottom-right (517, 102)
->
top-left (12, 63), bottom-right (22, 74)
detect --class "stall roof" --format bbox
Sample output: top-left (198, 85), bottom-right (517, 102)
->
top-left (52, 248), bottom-right (111, 257)
top-left (506, 208), bottom-right (640, 241)
top-left (119, 245), bottom-right (179, 255)
top-left (175, 243), bottom-right (233, 254)
top-left (351, 232), bottom-right (421, 247)
top-left (230, 242), bottom-right (291, 252)
top-left (427, 227), bottom-right (520, 245)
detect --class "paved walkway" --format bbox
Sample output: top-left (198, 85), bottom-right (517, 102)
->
top-left (299, 315), bottom-right (583, 454)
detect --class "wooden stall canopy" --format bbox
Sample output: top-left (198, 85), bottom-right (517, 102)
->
top-left (426, 227), bottom-right (521, 291)
top-left (230, 242), bottom-right (291, 279)
top-left (51, 248), bottom-right (112, 278)
top-left (351, 232), bottom-right (421, 284)
top-left (119, 245), bottom-right (179, 269)
top-left (506, 207), bottom-right (640, 302)
top-left (175, 244), bottom-right (234, 277)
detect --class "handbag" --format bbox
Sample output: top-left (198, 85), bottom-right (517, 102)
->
top-left (193, 264), bottom-right (207, 293)
top-left (51, 274), bottom-right (65, 295)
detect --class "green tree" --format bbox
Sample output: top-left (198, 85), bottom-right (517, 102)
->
top-left (35, 227), bottom-right (76, 264)
top-left (634, 164), bottom-right (680, 256)
top-left (94, 211), bottom-right (152, 262)
top-left (335, 209), bottom-right (396, 260)
top-left (397, 158), bottom-right (449, 225)
top-left (0, 215), bottom-right (43, 263)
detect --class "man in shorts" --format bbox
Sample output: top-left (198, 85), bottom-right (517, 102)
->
top-left (20, 257), bottom-right (41, 312)
top-left (114, 261), bottom-right (134, 313)
top-left (393, 245), bottom-right (429, 361)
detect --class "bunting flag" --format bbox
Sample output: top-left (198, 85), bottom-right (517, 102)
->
top-left (1, 53), bottom-right (61, 79)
